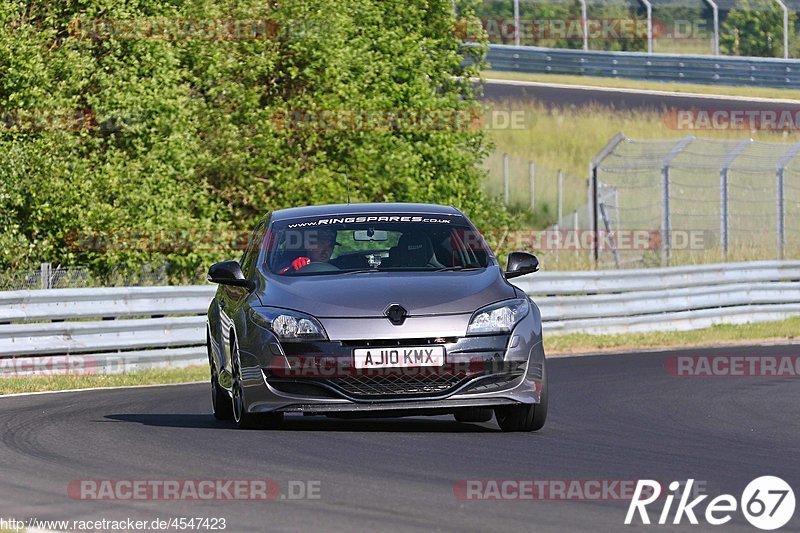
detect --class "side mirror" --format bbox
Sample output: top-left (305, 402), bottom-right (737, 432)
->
top-left (208, 260), bottom-right (250, 288)
top-left (505, 252), bottom-right (539, 279)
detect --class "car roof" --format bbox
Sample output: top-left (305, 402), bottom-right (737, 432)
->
top-left (270, 202), bottom-right (463, 222)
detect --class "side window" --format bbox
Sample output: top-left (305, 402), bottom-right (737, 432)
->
top-left (240, 217), bottom-right (269, 278)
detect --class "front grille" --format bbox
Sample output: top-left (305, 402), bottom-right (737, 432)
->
top-left (327, 370), bottom-right (469, 397)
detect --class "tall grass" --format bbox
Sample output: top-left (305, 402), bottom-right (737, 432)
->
top-left (483, 100), bottom-right (800, 219)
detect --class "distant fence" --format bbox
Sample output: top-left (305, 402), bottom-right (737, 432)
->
top-left (485, 45), bottom-right (800, 88)
top-left (1, 260), bottom-right (799, 375)
top-left (587, 134), bottom-right (800, 268)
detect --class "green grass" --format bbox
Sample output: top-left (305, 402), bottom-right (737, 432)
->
top-left (546, 316), bottom-right (800, 354)
top-left (483, 70), bottom-right (800, 100)
top-left (0, 366), bottom-right (207, 395)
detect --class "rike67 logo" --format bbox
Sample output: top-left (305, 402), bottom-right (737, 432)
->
top-left (626, 477), bottom-right (795, 530)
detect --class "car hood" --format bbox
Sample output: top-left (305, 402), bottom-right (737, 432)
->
top-left (258, 268), bottom-right (516, 317)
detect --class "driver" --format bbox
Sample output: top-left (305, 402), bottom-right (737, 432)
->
top-left (278, 229), bottom-right (337, 274)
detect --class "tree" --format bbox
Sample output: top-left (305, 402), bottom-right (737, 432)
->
top-left (721, 0), bottom-right (796, 57)
top-left (0, 0), bottom-right (512, 280)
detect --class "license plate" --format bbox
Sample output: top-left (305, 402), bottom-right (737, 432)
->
top-left (353, 346), bottom-right (445, 369)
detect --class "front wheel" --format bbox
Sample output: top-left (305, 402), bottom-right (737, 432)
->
top-left (495, 376), bottom-right (548, 432)
top-left (211, 363), bottom-right (233, 420)
top-left (232, 344), bottom-right (283, 430)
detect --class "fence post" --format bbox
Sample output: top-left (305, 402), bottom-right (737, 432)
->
top-left (513, 0), bottom-right (520, 46)
top-left (720, 168), bottom-right (729, 258)
top-left (720, 139), bottom-right (751, 260)
top-left (772, 0), bottom-right (789, 58)
top-left (639, 0), bottom-right (653, 53)
top-left (40, 262), bottom-right (51, 290)
top-left (591, 167), bottom-right (598, 267)
top-left (503, 153), bottom-right (510, 205)
top-left (775, 142), bottom-right (800, 260)
top-left (661, 136), bottom-right (694, 266)
top-left (580, 0), bottom-right (588, 51)
top-left (573, 211), bottom-right (579, 259)
top-left (529, 161), bottom-right (535, 210)
top-left (661, 166), bottom-right (671, 266)
top-left (589, 133), bottom-right (627, 269)
top-left (777, 168), bottom-right (785, 260)
top-left (557, 169), bottom-right (563, 228)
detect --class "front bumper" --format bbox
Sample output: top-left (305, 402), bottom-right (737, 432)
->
top-left (236, 308), bottom-right (545, 415)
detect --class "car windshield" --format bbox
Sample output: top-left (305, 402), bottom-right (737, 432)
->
top-left (263, 213), bottom-right (495, 275)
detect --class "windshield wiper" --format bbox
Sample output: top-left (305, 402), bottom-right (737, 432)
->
top-left (340, 268), bottom-right (383, 275)
top-left (433, 266), bottom-right (483, 272)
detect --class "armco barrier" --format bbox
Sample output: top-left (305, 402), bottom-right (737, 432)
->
top-left (484, 44), bottom-right (800, 89)
top-left (1, 260), bottom-right (799, 374)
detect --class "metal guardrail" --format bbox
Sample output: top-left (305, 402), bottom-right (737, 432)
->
top-left (0, 286), bottom-right (216, 375)
top-left (486, 44), bottom-right (800, 89)
top-left (515, 260), bottom-right (800, 333)
top-left (1, 260), bottom-right (799, 375)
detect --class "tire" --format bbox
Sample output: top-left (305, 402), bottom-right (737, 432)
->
top-left (211, 362), bottom-right (233, 420)
top-left (454, 407), bottom-right (493, 423)
top-left (231, 340), bottom-right (283, 430)
top-left (495, 372), bottom-right (548, 432)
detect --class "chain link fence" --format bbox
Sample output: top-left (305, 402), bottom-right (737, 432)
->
top-left (588, 134), bottom-right (800, 267)
top-left (0, 263), bottom-right (172, 291)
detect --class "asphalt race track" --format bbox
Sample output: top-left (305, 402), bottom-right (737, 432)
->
top-left (1, 344), bottom-right (798, 532)
top-left (481, 78), bottom-right (800, 112)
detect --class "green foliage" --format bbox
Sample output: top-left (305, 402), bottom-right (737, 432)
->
top-left (0, 0), bottom-right (514, 279)
top-left (721, 0), bottom-right (796, 57)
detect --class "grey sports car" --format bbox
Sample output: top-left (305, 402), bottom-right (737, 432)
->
top-left (206, 203), bottom-right (547, 431)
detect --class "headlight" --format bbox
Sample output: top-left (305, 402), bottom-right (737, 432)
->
top-left (467, 298), bottom-right (529, 335)
top-left (248, 307), bottom-right (328, 341)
